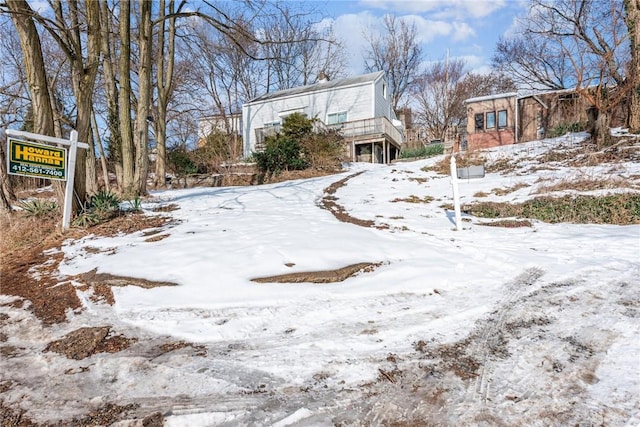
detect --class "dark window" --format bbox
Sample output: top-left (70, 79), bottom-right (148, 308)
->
top-left (474, 113), bottom-right (484, 131)
top-left (498, 110), bottom-right (507, 129)
top-left (486, 111), bottom-right (496, 129)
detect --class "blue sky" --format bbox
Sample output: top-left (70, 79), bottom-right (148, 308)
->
top-left (314, 0), bottom-right (528, 76)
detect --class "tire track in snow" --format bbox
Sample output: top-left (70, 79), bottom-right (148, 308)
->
top-left (467, 267), bottom-right (545, 407)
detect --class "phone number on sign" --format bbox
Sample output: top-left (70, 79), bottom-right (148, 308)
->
top-left (11, 164), bottom-right (64, 177)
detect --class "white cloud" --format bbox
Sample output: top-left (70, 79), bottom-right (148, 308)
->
top-left (332, 12), bottom-right (462, 74)
top-left (359, 0), bottom-right (507, 18)
top-left (399, 15), bottom-right (453, 43)
top-left (450, 21), bottom-right (476, 42)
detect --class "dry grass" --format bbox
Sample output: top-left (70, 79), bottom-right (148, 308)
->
top-left (535, 177), bottom-right (637, 194)
top-left (476, 219), bottom-right (533, 228)
top-left (423, 152), bottom-right (486, 175)
top-left (538, 147), bottom-right (586, 164)
top-left (465, 193), bottom-right (640, 225)
top-left (493, 183), bottom-right (530, 196)
top-left (391, 195), bottom-right (434, 203)
top-left (0, 211), bottom-right (62, 258)
top-left (486, 157), bottom-right (517, 174)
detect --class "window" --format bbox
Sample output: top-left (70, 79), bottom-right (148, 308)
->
top-left (498, 110), bottom-right (507, 129)
top-left (264, 121), bottom-right (280, 128)
top-left (474, 113), bottom-right (484, 131)
top-left (382, 83), bottom-right (387, 99)
top-left (486, 111), bottom-right (496, 129)
top-left (327, 111), bottom-right (347, 125)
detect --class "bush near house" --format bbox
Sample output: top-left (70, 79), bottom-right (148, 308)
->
top-left (253, 113), bottom-right (344, 176)
top-left (548, 122), bottom-right (586, 138)
top-left (399, 143), bottom-right (444, 159)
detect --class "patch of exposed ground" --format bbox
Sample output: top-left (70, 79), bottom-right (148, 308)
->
top-left (78, 268), bottom-right (179, 289)
top-left (252, 262), bottom-right (382, 283)
top-left (0, 211), bottom-right (186, 426)
top-left (0, 213), bottom-right (174, 325)
top-left (320, 172), bottom-right (389, 229)
top-left (45, 326), bottom-right (137, 360)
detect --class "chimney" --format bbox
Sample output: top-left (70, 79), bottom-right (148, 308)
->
top-left (317, 71), bottom-right (329, 83)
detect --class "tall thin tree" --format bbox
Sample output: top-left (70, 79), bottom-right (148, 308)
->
top-left (363, 15), bottom-right (423, 111)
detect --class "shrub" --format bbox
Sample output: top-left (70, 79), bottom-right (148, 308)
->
top-left (400, 144), bottom-right (444, 159)
top-left (253, 136), bottom-right (309, 175)
top-left (73, 190), bottom-right (121, 227)
top-left (549, 122), bottom-right (584, 138)
top-left (253, 113), bottom-right (345, 175)
top-left (18, 199), bottom-right (58, 217)
top-left (191, 129), bottom-right (243, 172)
top-left (90, 189), bottom-right (120, 212)
top-left (300, 129), bottom-right (344, 170)
top-left (282, 112), bottom-right (314, 140)
top-left (168, 146), bottom-right (199, 176)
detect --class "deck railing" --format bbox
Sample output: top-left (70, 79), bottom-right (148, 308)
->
top-left (327, 117), bottom-right (404, 146)
top-left (254, 116), bottom-right (404, 151)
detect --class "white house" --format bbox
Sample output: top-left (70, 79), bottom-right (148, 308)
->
top-left (241, 71), bottom-right (404, 163)
top-left (197, 112), bottom-right (242, 142)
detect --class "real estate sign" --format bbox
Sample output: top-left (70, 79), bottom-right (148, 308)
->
top-left (7, 138), bottom-right (67, 180)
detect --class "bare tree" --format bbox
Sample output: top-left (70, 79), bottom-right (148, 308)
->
top-left (363, 14), bottom-right (423, 110)
top-left (3, 1), bottom-right (56, 138)
top-left (412, 58), bottom-right (467, 142)
top-left (132, 0), bottom-right (153, 195)
top-left (153, 0), bottom-right (182, 188)
top-left (260, 2), bottom-right (347, 91)
top-left (298, 24), bottom-right (348, 85)
top-left (117, 0), bottom-right (136, 196)
top-left (187, 16), bottom-right (263, 134)
top-left (2, 0), bottom-right (102, 211)
top-left (413, 58), bottom-right (516, 141)
top-left (492, 35), bottom-right (571, 90)
top-left (495, 0), bottom-right (630, 143)
top-left (98, 0), bottom-right (120, 189)
top-left (624, 0), bottom-right (640, 132)
top-left (0, 16), bottom-right (30, 130)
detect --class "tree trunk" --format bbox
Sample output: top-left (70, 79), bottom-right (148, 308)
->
top-left (98, 0), bottom-right (121, 191)
top-left (0, 129), bottom-right (16, 211)
top-left (154, 0), bottom-right (177, 189)
top-left (625, 0), bottom-right (640, 132)
top-left (6, 0), bottom-right (55, 138)
top-left (92, 110), bottom-right (111, 190)
top-left (596, 110), bottom-right (612, 146)
top-left (118, 0), bottom-right (135, 197)
top-left (133, 0), bottom-right (153, 196)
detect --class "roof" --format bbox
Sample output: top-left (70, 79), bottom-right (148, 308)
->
top-left (247, 71), bottom-right (385, 104)
top-left (464, 92), bottom-right (518, 104)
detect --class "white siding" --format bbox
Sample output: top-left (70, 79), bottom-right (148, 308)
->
top-left (243, 83), bottom-right (375, 155)
top-left (374, 77), bottom-right (394, 119)
top-left (242, 72), bottom-right (397, 156)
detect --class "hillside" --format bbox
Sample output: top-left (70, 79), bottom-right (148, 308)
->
top-left (1, 132), bottom-right (639, 426)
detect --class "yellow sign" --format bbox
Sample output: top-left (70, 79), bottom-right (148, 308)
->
top-left (8, 138), bottom-right (66, 180)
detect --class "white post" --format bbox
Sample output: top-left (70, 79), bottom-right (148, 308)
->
top-left (450, 155), bottom-right (462, 231)
top-left (62, 130), bottom-right (78, 230)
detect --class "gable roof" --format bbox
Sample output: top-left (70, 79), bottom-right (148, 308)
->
top-left (247, 71), bottom-right (384, 104)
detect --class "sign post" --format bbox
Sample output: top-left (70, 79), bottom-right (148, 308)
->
top-left (450, 155), bottom-right (462, 231)
top-left (6, 129), bottom-right (88, 231)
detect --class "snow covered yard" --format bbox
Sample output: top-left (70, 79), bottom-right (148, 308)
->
top-left (1, 134), bottom-right (639, 426)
